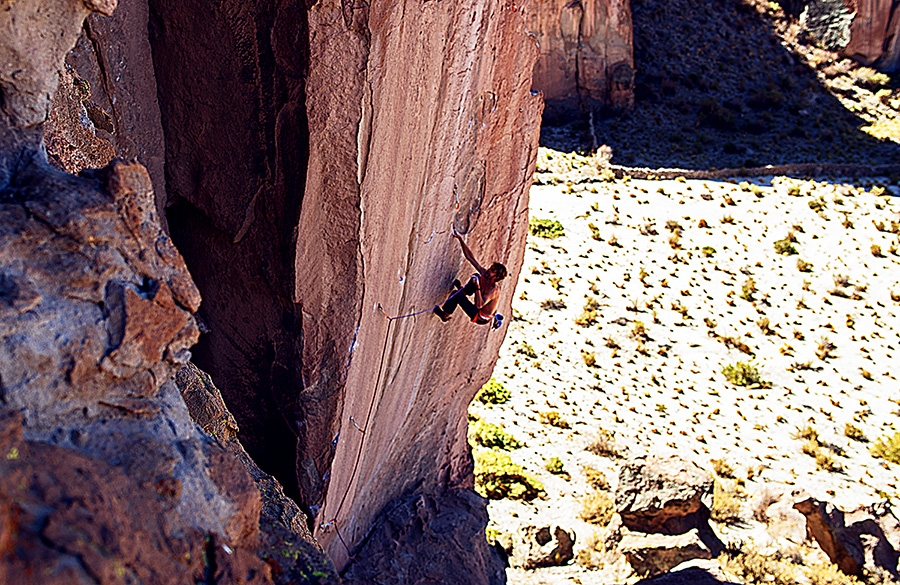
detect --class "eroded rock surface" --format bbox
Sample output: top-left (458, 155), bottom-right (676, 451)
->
top-left (525, 0), bottom-right (634, 118)
top-left (341, 490), bottom-right (507, 585)
top-left (616, 456), bottom-right (714, 535)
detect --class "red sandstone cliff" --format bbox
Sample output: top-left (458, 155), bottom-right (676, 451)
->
top-left (844, 0), bottom-right (900, 70)
top-left (525, 0), bottom-right (634, 118)
top-left (3, 0), bottom-right (542, 581)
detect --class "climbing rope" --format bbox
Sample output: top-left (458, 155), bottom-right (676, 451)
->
top-left (318, 302), bottom-right (435, 560)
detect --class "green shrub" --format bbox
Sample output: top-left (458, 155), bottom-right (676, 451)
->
top-left (474, 449), bottom-right (544, 500)
top-left (701, 246), bottom-right (716, 257)
top-left (545, 457), bottom-right (565, 474)
top-left (529, 218), bottom-right (565, 239)
top-left (539, 411), bottom-right (570, 429)
top-left (774, 238), bottom-right (798, 255)
top-left (844, 423), bottom-right (867, 442)
top-left (722, 361), bottom-right (769, 387)
top-left (475, 378), bottom-right (510, 404)
top-left (871, 432), bottom-right (900, 465)
top-left (471, 421), bottom-right (521, 450)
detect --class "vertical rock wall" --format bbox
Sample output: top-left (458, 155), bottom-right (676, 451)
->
top-left (313, 0), bottom-right (542, 569)
top-left (844, 0), bottom-right (900, 71)
top-left (525, 0), bottom-right (634, 120)
top-left (145, 0), bottom-right (542, 575)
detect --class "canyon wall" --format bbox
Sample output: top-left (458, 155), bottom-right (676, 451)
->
top-left (791, 0), bottom-right (900, 71)
top-left (525, 0), bottom-right (634, 121)
top-left (4, 0), bottom-right (542, 581)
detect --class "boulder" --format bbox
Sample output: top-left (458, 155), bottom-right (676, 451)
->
top-left (510, 525), bottom-right (576, 570)
top-left (620, 529), bottom-right (714, 578)
top-left (794, 498), bottom-right (900, 578)
top-left (616, 456), bottom-right (714, 535)
top-left (341, 490), bottom-right (507, 585)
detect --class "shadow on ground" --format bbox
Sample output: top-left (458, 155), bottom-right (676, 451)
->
top-left (542, 0), bottom-right (900, 170)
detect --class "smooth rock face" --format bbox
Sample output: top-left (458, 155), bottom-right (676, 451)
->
top-left (794, 498), bottom-right (900, 578)
top-left (619, 529), bottom-right (713, 578)
top-left (524, 0), bottom-right (634, 119)
top-left (616, 456), bottom-right (714, 535)
top-left (510, 525), bottom-right (576, 570)
top-left (341, 490), bottom-right (507, 585)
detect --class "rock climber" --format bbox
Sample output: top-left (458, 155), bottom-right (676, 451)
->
top-left (433, 229), bottom-right (507, 327)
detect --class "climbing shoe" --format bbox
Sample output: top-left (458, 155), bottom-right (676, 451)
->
top-left (433, 306), bottom-right (451, 322)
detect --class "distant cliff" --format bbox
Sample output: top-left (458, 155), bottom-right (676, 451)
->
top-left (525, 0), bottom-right (635, 120)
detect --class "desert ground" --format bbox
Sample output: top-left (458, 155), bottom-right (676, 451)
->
top-left (470, 152), bottom-right (900, 583)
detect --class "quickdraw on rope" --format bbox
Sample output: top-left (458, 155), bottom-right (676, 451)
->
top-left (318, 302), bottom-right (435, 561)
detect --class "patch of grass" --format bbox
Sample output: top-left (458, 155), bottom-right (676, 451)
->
top-left (815, 450), bottom-right (842, 472)
top-left (529, 217), bottom-right (565, 239)
top-left (723, 548), bottom-right (799, 585)
top-left (588, 223), bottom-right (602, 241)
top-left (539, 411), bottom-right (570, 429)
top-left (541, 298), bottom-right (567, 310)
top-left (582, 465), bottom-right (609, 490)
top-left (579, 489), bottom-right (615, 525)
top-left (871, 432), bottom-right (900, 465)
top-left (797, 258), bottom-right (813, 272)
top-left (582, 350), bottom-right (597, 367)
top-left (845, 423), bottom-right (867, 442)
top-left (816, 337), bottom-right (837, 360)
top-left (740, 278), bottom-right (756, 302)
top-left (475, 378), bottom-right (510, 404)
top-left (872, 244), bottom-right (884, 257)
top-left (804, 561), bottom-right (863, 585)
top-left (701, 246), bottom-right (716, 257)
top-left (517, 343), bottom-right (537, 359)
top-left (575, 531), bottom-right (605, 570)
top-left (575, 297), bottom-right (601, 327)
top-left (711, 458), bottom-right (736, 478)
top-left (711, 479), bottom-right (744, 524)
top-left (545, 457), bottom-right (565, 475)
top-left (722, 361), bottom-right (769, 387)
top-left (586, 429), bottom-right (620, 458)
top-left (808, 197), bottom-right (827, 212)
top-left (471, 421), bottom-right (521, 450)
top-left (473, 449), bottom-right (544, 500)
top-left (774, 237), bottom-right (798, 255)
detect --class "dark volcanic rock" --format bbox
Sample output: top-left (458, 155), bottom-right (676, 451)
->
top-left (341, 489), bottom-right (507, 585)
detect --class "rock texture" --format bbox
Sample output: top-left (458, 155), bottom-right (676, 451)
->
top-left (794, 498), bottom-right (900, 578)
top-left (619, 530), bottom-right (713, 578)
top-left (793, 0), bottom-right (900, 71)
top-left (0, 1), bottom-right (337, 581)
top-left (524, 0), bottom-right (634, 119)
top-left (616, 456), bottom-right (714, 535)
top-left (341, 490), bottom-right (507, 585)
top-left (510, 525), bottom-right (576, 570)
top-left (145, 0), bottom-right (543, 572)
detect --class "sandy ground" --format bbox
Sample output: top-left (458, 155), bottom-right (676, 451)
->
top-left (470, 155), bottom-right (900, 584)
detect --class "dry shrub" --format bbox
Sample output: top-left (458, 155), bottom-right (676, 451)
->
top-left (711, 479), bottom-right (744, 524)
top-left (580, 489), bottom-right (615, 525)
top-left (586, 429), bottom-right (620, 458)
top-left (723, 547), bottom-right (798, 585)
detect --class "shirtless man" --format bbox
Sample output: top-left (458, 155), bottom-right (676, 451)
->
top-left (433, 230), bottom-right (507, 325)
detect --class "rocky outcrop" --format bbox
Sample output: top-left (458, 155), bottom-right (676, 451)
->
top-left (524, 0), bottom-right (634, 120)
top-left (616, 456), bottom-right (714, 535)
top-left (510, 525), bottom-right (576, 570)
top-left (341, 490), bottom-right (507, 585)
top-left (619, 530), bottom-right (714, 578)
top-left (0, 0), bottom-right (339, 580)
top-left (794, 498), bottom-right (900, 578)
top-left (15, 0), bottom-right (542, 579)
top-left (142, 0), bottom-right (542, 573)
